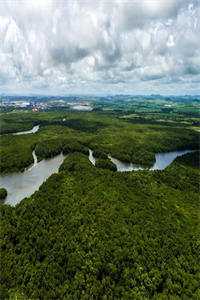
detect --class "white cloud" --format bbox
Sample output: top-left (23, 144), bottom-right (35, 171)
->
top-left (0, 0), bottom-right (199, 94)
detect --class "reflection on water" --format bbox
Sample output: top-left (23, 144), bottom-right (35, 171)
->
top-left (108, 155), bottom-right (144, 172)
top-left (13, 125), bottom-right (40, 135)
top-left (109, 150), bottom-right (193, 172)
top-left (0, 148), bottom-right (193, 206)
top-left (150, 150), bottom-right (192, 170)
top-left (88, 149), bottom-right (96, 165)
top-left (0, 152), bottom-right (65, 206)
top-left (27, 150), bottom-right (38, 171)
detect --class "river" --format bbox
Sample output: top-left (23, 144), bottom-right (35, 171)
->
top-left (0, 152), bottom-right (65, 206)
top-left (0, 148), bottom-right (193, 206)
top-left (13, 125), bottom-right (40, 135)
top-left (89, 149), bottom-right (96, 165)
top-left (89, 149), bottom-right (193, 172)
top-left (150, 150), bottom-right (192, 170)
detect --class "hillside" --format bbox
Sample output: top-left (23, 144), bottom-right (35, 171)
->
top-left (1, 151), bottom-right (199, 299)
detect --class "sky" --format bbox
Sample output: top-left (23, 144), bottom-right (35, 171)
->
top-left (0, 0), bottom-right (200, 95)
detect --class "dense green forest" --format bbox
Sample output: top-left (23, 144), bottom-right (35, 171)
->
top-left (0, 111), bottom-right (199, 173)
top-left (0, 150), bottom-right (200, 299)
top-left (95, 157), bottom-right (117, 172)
top-left (0, 188), bottom-right (7, 201)
top-left (0, 110), bottom-right (200, 299)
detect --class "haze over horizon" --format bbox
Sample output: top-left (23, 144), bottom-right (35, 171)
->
top-left (0, 0), bottom-right (200, 95)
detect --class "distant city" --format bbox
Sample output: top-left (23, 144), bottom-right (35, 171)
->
top-left (1, 94), bottom-right (200, 112)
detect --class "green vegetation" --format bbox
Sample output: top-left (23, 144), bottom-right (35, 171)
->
top-left (0, 134), bottom-right (35, 173)
top-left (89, 124), bottom-right (198, 166)
top-left (153, 156), bottom-right (200, 193)
top-left (0, 111), bottom-right (199, 173)
top-left (0, 151), bottom-right (199, 299)
top-left (35, 138), bottom-right (88, 161)
top-left (95, 157), bottom-right (117, 171)
top-left (0, 188), bottom-right (7, 201)
top-left (93, 149), bottom-right (108, 159)
top-left (175, 150), bottom-right (200, 169)
top-left (0, 108), bottom-right (199, 299)
top-left (59, 152), bottom-right (93, 173)
top-left (0, 114), bottom-right (34, 135)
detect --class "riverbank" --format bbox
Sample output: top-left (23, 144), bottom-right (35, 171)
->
top-left (0, 148), bottom-right (196, 206)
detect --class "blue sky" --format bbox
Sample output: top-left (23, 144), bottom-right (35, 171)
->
top-left (0, 0), bottom-right (200, 95)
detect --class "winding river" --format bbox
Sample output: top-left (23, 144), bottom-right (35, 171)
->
top-left (0, 152), bottom-right (65, 206)
top-left (89, 149), bottom-right (193, 172)
top-left (150, 150), bottom-right (192, 171)
top-left (89, 149), bottom-right (96, 166)
top-left (0, 125), bottom-right (194, 206)
top-left (13, 125), bottom-right (40, 135)
top-left (0, 148), bottom-right (193, 206)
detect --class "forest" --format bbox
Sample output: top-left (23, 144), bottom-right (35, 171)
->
top-left (0, 111), bottom-right (199, 173)
top-left (0, 110), bottom-right (200, 299)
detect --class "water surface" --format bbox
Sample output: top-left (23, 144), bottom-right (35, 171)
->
top-left (89, 149), bottom-right (96, 165)
top-left (108, 155), bottom-right (144, 172)
top-left (109, 149), bottom-right (193, 172)
top-left (150, 150), bottom-right (192, 170)
top-left (0, 148), bottom-right (193, 206)
top-left (13, 125), bottom-right (40, 135)
top-left (0, 152), bottom-right (65, 206)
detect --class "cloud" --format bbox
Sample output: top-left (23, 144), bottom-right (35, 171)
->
top-left (0, 0), bottom-right (199, 95)
top-left (116, 0), bottom-right (185, 31)
top-left (51, 47), bottom-right (90, 66)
